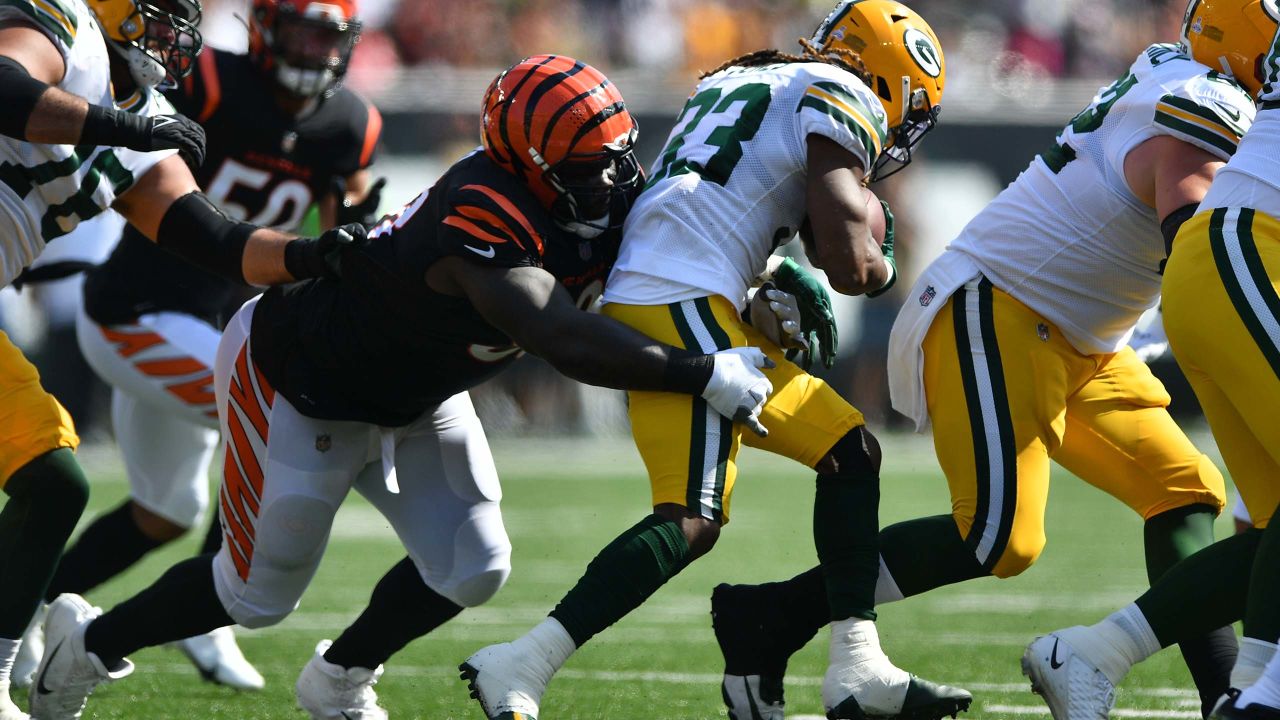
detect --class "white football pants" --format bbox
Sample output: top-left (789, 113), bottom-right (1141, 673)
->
top-left (211, 297), bottom-right (512, 628)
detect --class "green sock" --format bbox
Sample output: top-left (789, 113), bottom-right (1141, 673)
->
top-left (1144, 505), bottom-right (1238, 716)
top-left (814, 431), bottom-right (886, 622)
top-left (1136, 529), bottom-right (1260, 647)
top-left (0, 448), bottom-right (89, 637)
top-left (1244, 515), bottom-right (1280, 642)
top-left (879, 514), bottom-right (987, 597)
top-left (550, 513), bottom-right (691, 647)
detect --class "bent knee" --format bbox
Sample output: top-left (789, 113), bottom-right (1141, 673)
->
top-left (990, 533), bottom-right (1045, 578)
top-left (230, 606), bottom-right (292, 630)
top-left (817, 426), bottom-right (881, 477)
top-left (437, 566), bottom-right (510, 608)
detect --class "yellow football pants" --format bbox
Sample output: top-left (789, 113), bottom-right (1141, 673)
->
top-left (602, 296), bottom-right (864, 523)
top-left (925, 279), bottom-right (1224, 578)
top-left (0, 330), bottom-right (78, 487)
top-left (1165, 207), bottom-right (1280, 529)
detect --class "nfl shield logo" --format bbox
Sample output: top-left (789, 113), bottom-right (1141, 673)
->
top-left (315, 433), bottom-right (332, 452)
top-left (919, 285), bottom-right (936, 307)
top-left (1037, 323), bottom-right (1050, 342)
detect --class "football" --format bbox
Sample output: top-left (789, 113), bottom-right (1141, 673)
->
top-left (864, 186), bottom-right (886, 244)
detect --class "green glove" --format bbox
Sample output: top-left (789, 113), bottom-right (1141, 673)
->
top-left (772, 257), bottom-right (838, 369)
top-left (867, 199), bottom-right (897, 298)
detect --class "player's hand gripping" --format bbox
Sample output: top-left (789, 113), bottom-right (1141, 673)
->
top-left (770, 257), bottom-right (838, 370)
top-left (334, 176), bottom-right (388, 227)
top-left (81, 107), bottom-right (207, 168)
top-left (701, 347), bottom-right (775, 437)
top-left (284, 223), bottom-right (369, 281)
top-left (749, 283), bottom-right (807, 350)
top-left (146, 114), bottom-right (207, 168)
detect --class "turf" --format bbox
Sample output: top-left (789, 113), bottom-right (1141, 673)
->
top-left (48, 432), bottom-right (1231, 719)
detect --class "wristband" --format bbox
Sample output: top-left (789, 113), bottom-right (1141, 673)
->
top-left (866, 256), bottom-right (897, 298)
top-left (80, 103), bottom-right (151, 149)
top-left (663, 351), bottom-right (715, 394)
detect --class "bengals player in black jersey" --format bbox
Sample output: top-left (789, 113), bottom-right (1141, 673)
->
top-left (16, 0), bottom-right (381, 693)
top-left (31, 55), bottom-right (776, 719)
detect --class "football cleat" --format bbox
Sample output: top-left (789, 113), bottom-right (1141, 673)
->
top-left (1022, 630), bottom-right (1116, 720)
top-left (824, 676), bottom-right (973, 720)
top-left (27, 594), bottom-right (133, 720)
top-left (712, 583), bottom-right (796, 719)
top-left (173, 626), bottom-right (265, 690)
top-left (823, 619), bottom-right (970, 720)
top-left (1211, 689), bottom-right (1280, 719)
top-left (722, 674), bottom-right (785, 720)
top-left (0, 683), bottom-right (29, 720)
top-left (12, 603), bottom-right (46, 689)
top-left (295, 640), bottom-right (387, 720)
top-left (459, 642), bottom-right (554, 720)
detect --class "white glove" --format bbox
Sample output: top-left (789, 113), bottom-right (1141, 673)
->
top-left (1129, 306), bottom-right (1170, 363)
top-left (748, 285), bottom-right (807, 350)
top-left (701, 347), bottom-right (775, 437)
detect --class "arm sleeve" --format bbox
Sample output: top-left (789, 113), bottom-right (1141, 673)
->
top-left (436, 183), bottom-right (545, 269)
top-left (794, 73), bottom-right (887, 175)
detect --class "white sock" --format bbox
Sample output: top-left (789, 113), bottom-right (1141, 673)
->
top-left (513, 618), bottom-right (576, 676)
top-left (1089, 604), bottom-right (1160, 685)
top-left (1236, 641), bottom-right (1280, 710)
top-left (0, 638), bottom-right (17, 686)
top-left (874, 556), bottom-right (904, 605)
top-left (825, 619), bottom-right (909, 711)
top-left (1233, 637), bottom-right (1278, 690)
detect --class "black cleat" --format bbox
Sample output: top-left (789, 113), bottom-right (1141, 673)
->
top-left (712, 583), bottom-right (794, 719)
top-left (826, 676), bottom-right (973, 720)
top-left (1212, 689), bottom-right (1280, 719)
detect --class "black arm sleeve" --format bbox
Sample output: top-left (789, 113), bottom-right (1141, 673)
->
top-left (0, 56), bottom-right (50, 140)
top-left (1161, 202), bottom-right (1201, 256)
top-left (155, 192), bottom-right (256, 284)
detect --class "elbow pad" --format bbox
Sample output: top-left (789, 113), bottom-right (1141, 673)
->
top-left (155, 192), bottom-right (256, 284)
top-left (0, 56), bottom-right (51, 140)
top-left (1161, 203), bottom-right (1200, 257)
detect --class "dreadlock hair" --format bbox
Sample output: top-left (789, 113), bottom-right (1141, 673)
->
top-left (700, 37), bottom-right (871, 84)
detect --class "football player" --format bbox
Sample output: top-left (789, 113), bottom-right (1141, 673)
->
top-left (708, 1), bottom-right (1265, 718)
top-left (9, 0), bottom-right (382, 692)
top-left (1023, 1), bottom-right (1280, 717)
top-left (26, 55), bottom-right (777, 720)
top-left (0, 0), bottom-right (367, 715)
top-left (460, 5), bottom-right (973, 720)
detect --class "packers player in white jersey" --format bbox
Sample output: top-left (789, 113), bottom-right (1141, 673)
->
top-left (1022, 1), bottom-right (1280, 718)
top-left (0, 0), bottom-right (373, 715)
top-left (709, 1), bottom-right (1269, 719)
top-left (459, 3), bottom-right (973, 720)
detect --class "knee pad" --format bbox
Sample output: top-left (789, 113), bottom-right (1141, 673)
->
top-left (438, 566), bottom-right (511, 608)
top-left (825, 427), bottom-right (881, 478)
top-left (255, 494), bottom-right (335, 571)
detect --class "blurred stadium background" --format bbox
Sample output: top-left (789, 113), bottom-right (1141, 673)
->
top-left (4, 0), bottom-right (1207, 443)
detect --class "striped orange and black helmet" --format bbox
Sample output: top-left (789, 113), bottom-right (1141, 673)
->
top-left (481, 55), bottom-right (641, 237)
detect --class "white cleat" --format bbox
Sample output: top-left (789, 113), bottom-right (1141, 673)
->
top-left (0, 682), bottom-right (29, 720)
top-left (1022, 629), bottom-right (1117, 720)
top-left (174, 626), bottom-right (265, 690)
top-left (459, 643), bottom-right (552, 720)
top-left (822, 619), bottom-right (971, 720)
top-left (12, 603), bottom-right (46, 689)
top-left (27, 594), bottom-right (133, 720)
top-left (721, 674), bottom-right (785, 720)
top-left (295, 640), bottom-right (387, 720)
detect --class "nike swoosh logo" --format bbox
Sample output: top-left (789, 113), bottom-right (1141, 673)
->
top-left (36, 640), bottom-right (64, 695)
top-left (1050, 638), bottom-right (1064, 669)
top-left (1213, 100), bottom-right (1242, 123)
top-left (464, 244), bottom-right (496, 259)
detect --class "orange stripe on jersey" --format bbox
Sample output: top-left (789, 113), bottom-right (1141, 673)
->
top-left (222, 446), bottom-right (261, 521)
top-left (252, 360), bottom-right (275, 405)
top-left (135, 357), bottom-right (207, 377)
top-left (230, 344), bottom-right (270, 444)
top-left (454, 204), bottom-right (523, 247)
top-left (166, 373), bottom-right (216, 408)
top-left (460, 184), bottom-right (544, 255)
top-left (443, 216), bottom-right (513, 248)
top-left (218, 485), bottom-right (253, 580)
top-left (359, 104), bottom-right (383, 168)
top-left (197, 50), bottom-right (221, 123)
top-left (100, 327), bottom-right (166, 358)
top-left (226, 407), bottom-right (265, 497)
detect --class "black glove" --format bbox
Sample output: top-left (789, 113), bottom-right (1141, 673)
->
top-left (334, 176), bottom-right (387, 227)
top-left (283, 222), bottom-right (368, 281)
top-left (81, 105), bottom-right (206, 168)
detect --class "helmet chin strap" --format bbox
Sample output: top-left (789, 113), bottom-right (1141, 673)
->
top-left (108, 40), bottom-right (167, 89)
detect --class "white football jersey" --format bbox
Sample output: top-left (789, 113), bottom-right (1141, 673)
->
top-left (0, 0), bottom-right (176, 287)
top-left (949, 44), bottom-right (1255, 354)
top-left (604, 61), bottom-right (888, 311)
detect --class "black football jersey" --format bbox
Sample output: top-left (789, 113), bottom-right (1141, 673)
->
top-left (249, 150), bottom-right (617, 427)
top-left (83, 49), bottom-right (382, 328)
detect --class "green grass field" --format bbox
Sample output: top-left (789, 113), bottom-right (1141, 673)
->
top-left (57, 432), bottom-right (1232, 719)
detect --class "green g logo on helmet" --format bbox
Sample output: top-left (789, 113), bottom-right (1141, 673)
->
top-left (904, 27), bottom-right (942, 78)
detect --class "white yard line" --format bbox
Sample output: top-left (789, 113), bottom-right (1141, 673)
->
top-left (983, 704), bottom-right (1198, 718)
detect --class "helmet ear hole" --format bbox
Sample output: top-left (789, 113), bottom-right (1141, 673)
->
top-left (876, 76), bottom-right (893, 101)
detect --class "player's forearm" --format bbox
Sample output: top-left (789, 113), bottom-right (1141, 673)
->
top-left (532, 312), bottom-right (712, 394)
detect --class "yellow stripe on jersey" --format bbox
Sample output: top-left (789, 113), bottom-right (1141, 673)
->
top-left (1154, 97), bottom-right (1242, 156)
top-left (31, 0), bottom-right (74, 40)
top-left (804, 86), bottom-right (884, 157)
top-left (116, 91), bottom-right (144, 113)
top-left (0, 0), bottom-right (77, 45)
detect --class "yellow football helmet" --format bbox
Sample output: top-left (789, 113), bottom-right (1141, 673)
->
top-left (1181, 0), bottom-right (1280, 98)
top-left (85, 0), bottom-right (202, 88)
top-left (811, 0), bottom-right (945, 179)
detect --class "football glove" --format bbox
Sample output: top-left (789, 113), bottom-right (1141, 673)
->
top-left (770, 257), bottom-right (838, 370)
top-left (81, 106), bottom-right (207, 169)
top-left (866, 199), bottom-right (897, 298)
top-left (334, 176), bottom-right (387, 228)
top-left (284, 222), bottom-right (368, 281)
top-left (702, 347), bottom-right (774, 437)
top-left (748, 283), bottom-right (807, 350)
